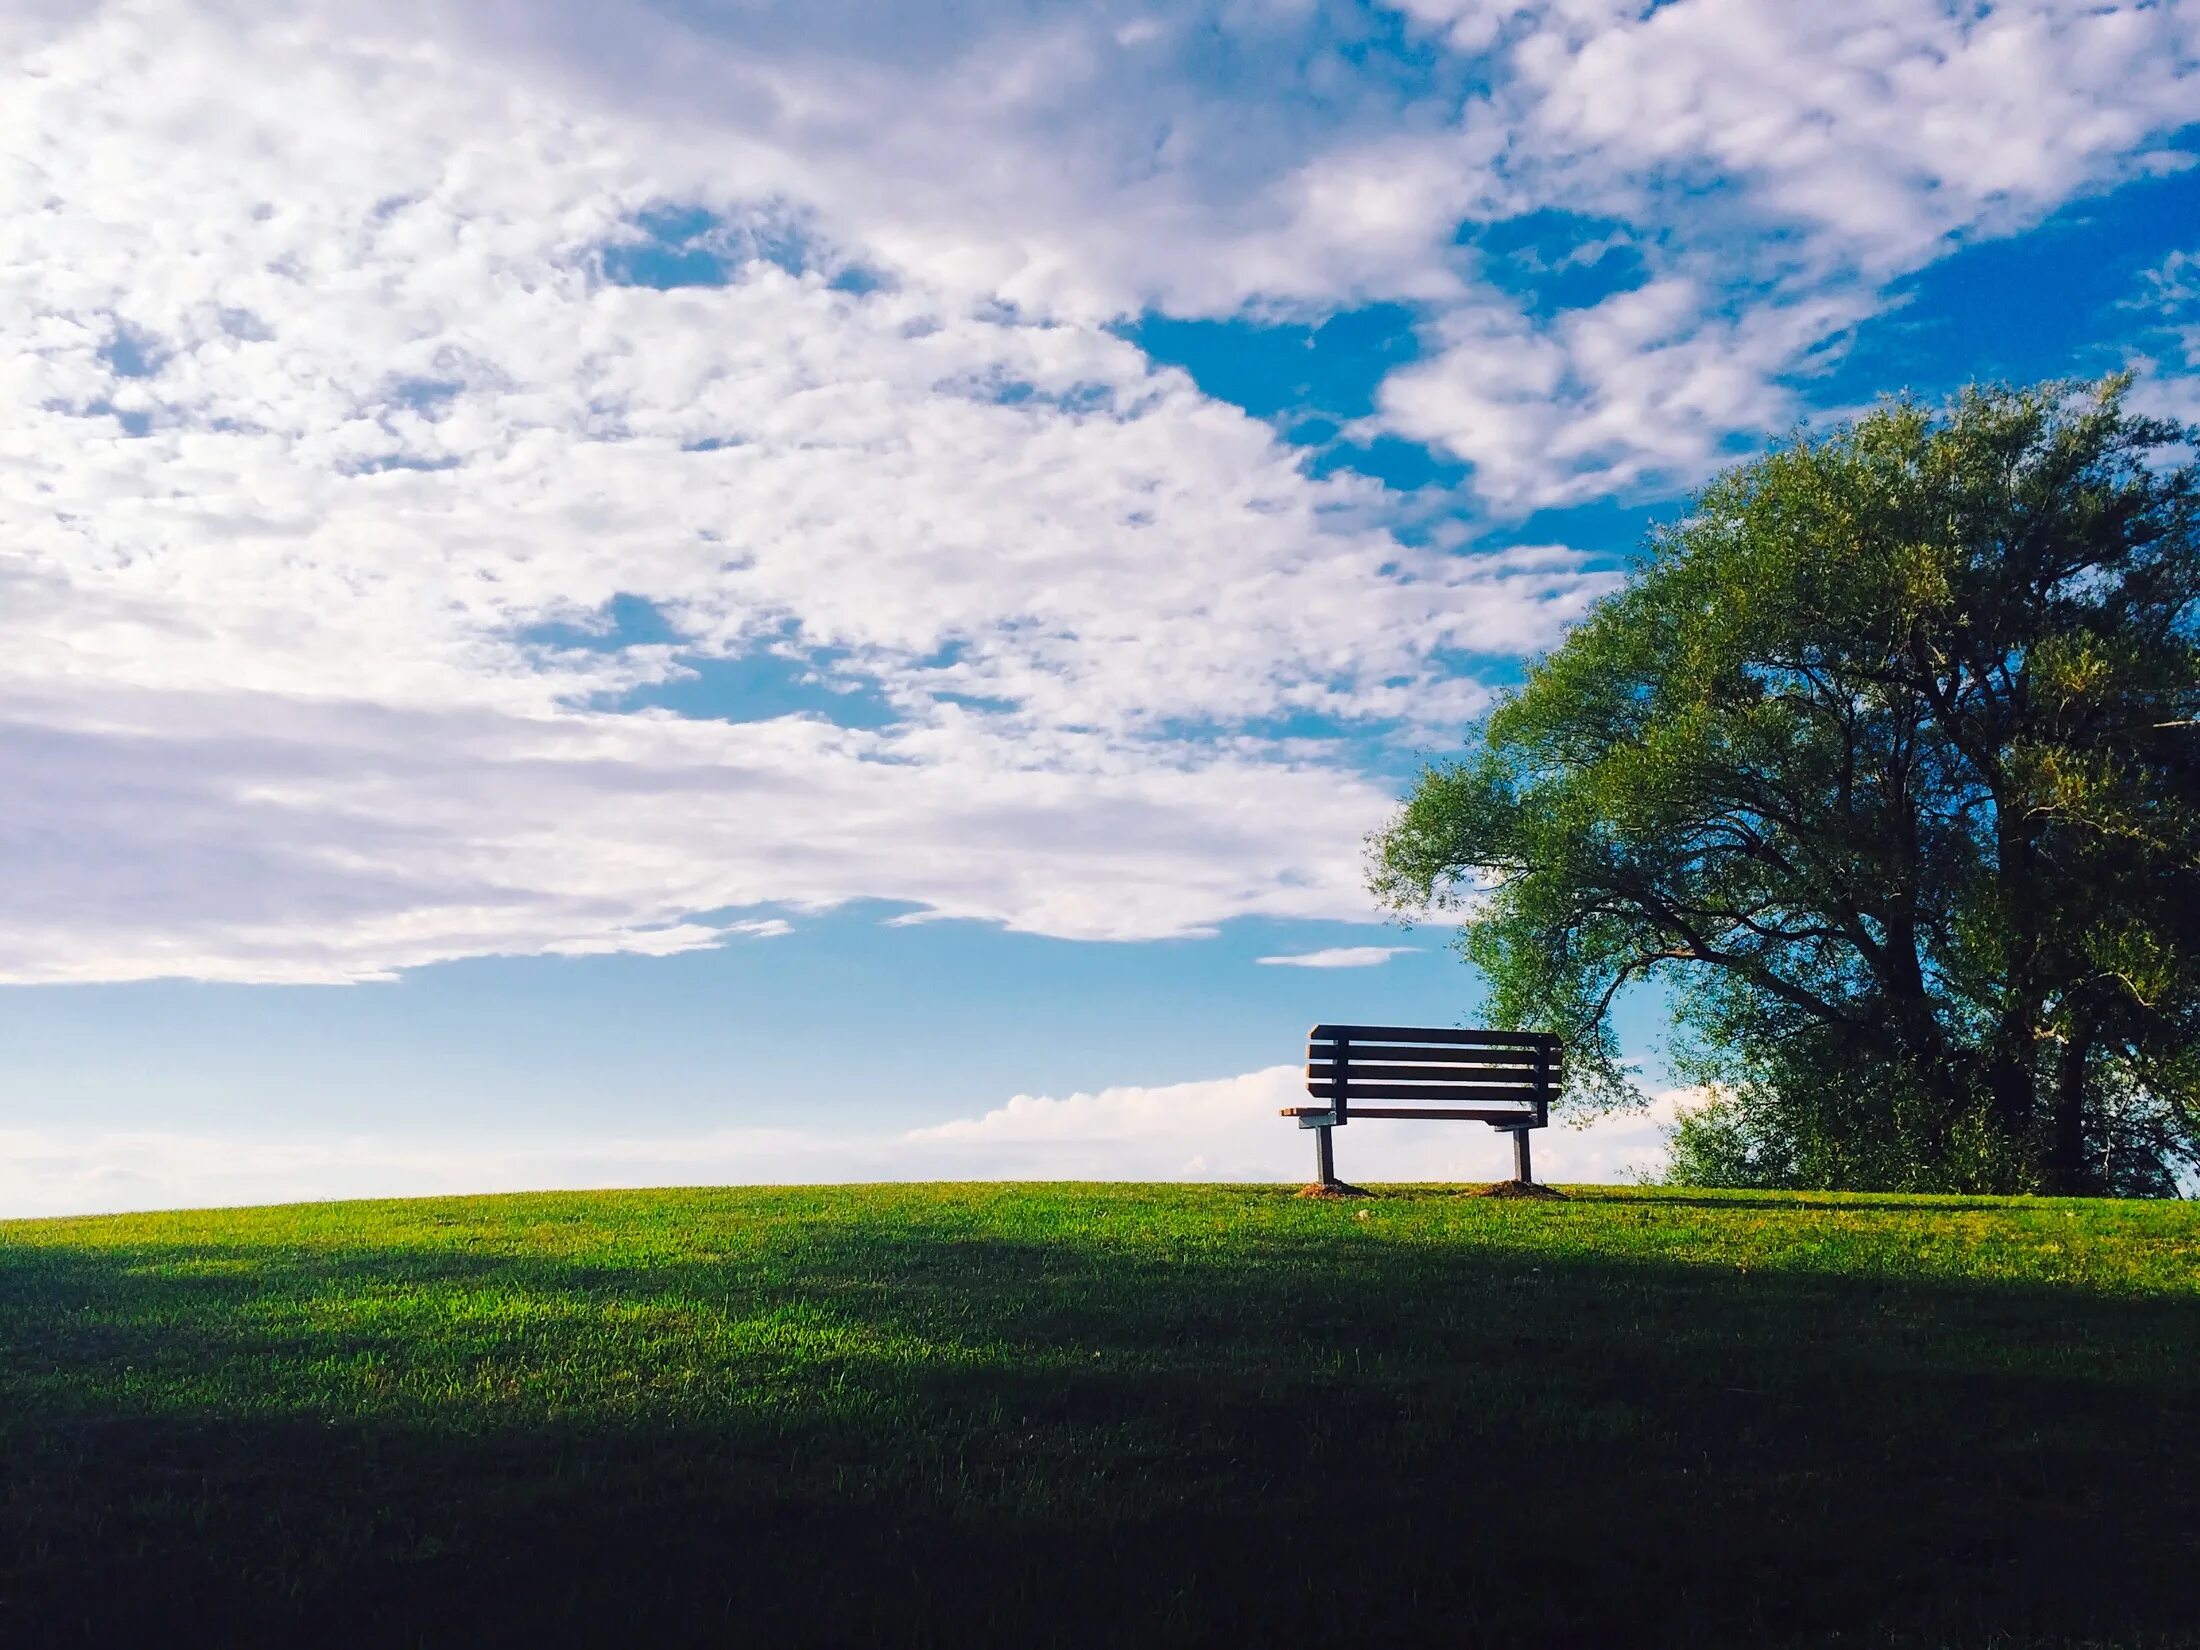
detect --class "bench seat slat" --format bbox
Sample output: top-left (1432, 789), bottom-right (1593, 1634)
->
top-left (1310, 1024), bottom-right (1557, 1047)
top-left (1305, 1080), bottom-right (1545, 1103)
top-left (1280, 1105), bottom-right (1536, 1122)
top-left (1306, 1043), bottom-right (1551, 1067)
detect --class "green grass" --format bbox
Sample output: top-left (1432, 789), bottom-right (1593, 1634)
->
top-left (4, 1184), bottom-right (2196, 1647)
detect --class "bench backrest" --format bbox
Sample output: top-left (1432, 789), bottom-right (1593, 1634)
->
top-left (1306, 1023), bottom-right (1561, 1126)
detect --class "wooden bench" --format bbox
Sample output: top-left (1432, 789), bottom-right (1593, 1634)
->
top-left (1282, 1023), bottom-right (1562, 1192)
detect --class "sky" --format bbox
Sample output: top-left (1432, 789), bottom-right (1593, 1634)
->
top-left (3, 0), bottom-right (2198, 1216)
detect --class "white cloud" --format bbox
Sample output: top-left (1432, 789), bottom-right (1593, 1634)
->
top-left (541, 919), bottom-right (787, 959)
top-left (1372, 0), bottom-right (2200, 507)
top-left (0, 1065), bottom-right (1689, 1218)
top-left (1255, 945), bottom-right (1416, 968)
top-left (2120, 247), bottom-right (2200, 426)
top-left (2136, 247), bottom-right (2200, 370)
top-left (0, 687), bottom-right (1430, 981)
top-left (1505, 0), bottom-right (2200, 274)
top-left (413, 0), bottom-right (1501, 322)
top-left (1375, 276), bottom-right (1865, 509)
top-left (3, 0), bottom-right (2192, 984)
top-left (0, 1), bottom-right (1623, 983)
top-left (226, 0), bottom-right (2200, 512)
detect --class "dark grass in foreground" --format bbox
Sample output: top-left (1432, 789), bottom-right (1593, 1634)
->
top-left (3, 1186), bottom-right (2196, 1648)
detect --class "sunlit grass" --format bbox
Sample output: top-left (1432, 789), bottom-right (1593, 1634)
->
top-left (5, 1184), bottom-right (2195, 1647)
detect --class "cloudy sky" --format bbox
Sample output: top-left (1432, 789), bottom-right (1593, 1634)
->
top-left (4, 0), bottom-right (2197, 1215)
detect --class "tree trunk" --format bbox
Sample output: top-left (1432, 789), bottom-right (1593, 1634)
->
top-left (2046, 1021), bottom-right (2096, 1195)
top-left (1981, 997), bottom-right (2042, 1188)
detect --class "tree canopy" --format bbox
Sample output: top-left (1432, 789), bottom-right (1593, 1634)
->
top-left (1370, 378), bottom-right (2200, 1195)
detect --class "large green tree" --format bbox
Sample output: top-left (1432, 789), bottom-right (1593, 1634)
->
top-left (1370, 378), bottom-right (2200, 1195)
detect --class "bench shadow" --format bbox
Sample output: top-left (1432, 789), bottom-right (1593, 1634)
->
top-left (3, 1219), bottom-right (2195, 1649)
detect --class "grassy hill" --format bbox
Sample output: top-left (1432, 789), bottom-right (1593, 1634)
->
top-left (4, 1183), bottom-right (2195, 1647)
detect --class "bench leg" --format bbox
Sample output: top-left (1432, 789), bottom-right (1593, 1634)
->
top-left (1314, 1123), bottom-right (1336, 1187)
top-left (1511, 1126), bottom-right (1532, 1185)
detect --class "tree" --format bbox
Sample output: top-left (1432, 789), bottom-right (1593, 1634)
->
top-left (1369, 378), bottom-right (2200, 1195)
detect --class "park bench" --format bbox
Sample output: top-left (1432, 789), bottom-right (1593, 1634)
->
top-left (1282, 1023), bottom-right (1562, 1193)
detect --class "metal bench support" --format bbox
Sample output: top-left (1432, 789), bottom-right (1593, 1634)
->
top-left (1505, 1124), bottom-right (1532, 1185)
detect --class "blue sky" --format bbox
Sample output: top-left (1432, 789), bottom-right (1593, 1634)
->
top-left (2, 0), bottom-right (2197, 1214)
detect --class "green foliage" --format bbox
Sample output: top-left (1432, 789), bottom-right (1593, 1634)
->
top-left (1372, 377), bottom-right (2200, 1194)
top-left (4, 1186), bottom-right (2197, 1647)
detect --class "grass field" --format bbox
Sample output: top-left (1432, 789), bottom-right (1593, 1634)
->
top-left (3, 1184), bottom-right (2196, 1648)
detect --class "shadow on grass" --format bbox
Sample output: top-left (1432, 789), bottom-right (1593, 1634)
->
top-left (3, 1215), bottom-right (2195, 1649)
top-left (1558, 1190), bottom-right (2028, 1214)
